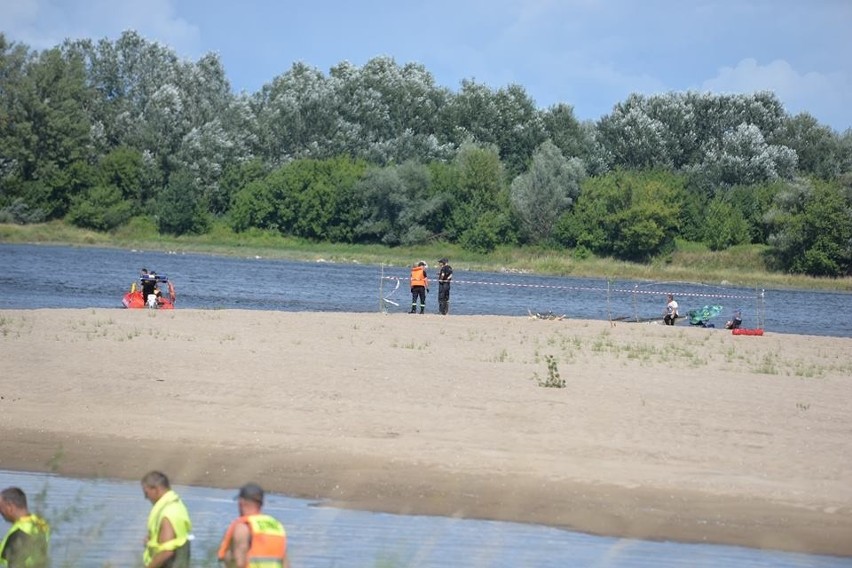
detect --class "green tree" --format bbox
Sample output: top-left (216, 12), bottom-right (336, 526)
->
top-left (459, 214), bottom-right (505, 254)
top-left (355, 161), bottom-right (449, 246)
top-left (510, 141), bottom-right (585, 243)
top-left (557, 170), bottom-right (685, 261)
top-left (96, 146), bottom-right (144, 204)
top-left (702, 196), bottom-right (749, 251)
top-left (425, 160), bottom-right (459, 240)
top-left (157, 170), bottom-right (210, 235)
top-left (541, 103), bottom-right (593, 163)
top-left (229, 178), bottom-right (279, 233)
top-left (252, 61), bottom-right (341, 163)
top-left (0, 35), bottom-right (30, 211)
top-left (1, 43), bottom-right (93, 219)
top-left (439, 81), bottom-right (545, 177)
top-left (292, 156), bottom-right (367, 242)
top-left (214, 158), bottom-right (268, 216)
top-left (230, 157), bottom-right (366, 241)
top-left (68, 31), bottom-right (245, 213)
top-left (450, 143), bottom-right (513, 251)
top-left (328, 57), bottom-right (454, 164)
top-left (767, 179), bottom-right (852, 276)
top-left (723, 182), bottom-right (785, 245)
top-left (774, 112), bottom-right (844, 179)
top-left (66, 184), bottom-right (133, 231)
top-left (65, 146), bottom-right (143, 230)
top-left (595, 91), bottom-right (793, 180)
top-left (596, 96), bottom-right (673, 170)
top-left (692, 123), bottom-right (797, 190)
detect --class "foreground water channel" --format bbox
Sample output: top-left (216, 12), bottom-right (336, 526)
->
top-left (0, 470), bottom-right (848, 568)
top-left (1, 243), bottom-right (851, 337)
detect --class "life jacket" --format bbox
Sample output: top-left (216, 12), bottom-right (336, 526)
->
top-left (217, 514), bottom-right (287, 568)
top-left (410, 266), bottom-right (427, 287)
top-left (0, 514), bottom-right (50, 568)
top-left (143, 490), bottom-right (192, 567)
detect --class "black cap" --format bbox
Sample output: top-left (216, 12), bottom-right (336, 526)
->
top-left (438, 258), bottom-right (448, 264)
top-left (237, 483), bottom-right (264, 504)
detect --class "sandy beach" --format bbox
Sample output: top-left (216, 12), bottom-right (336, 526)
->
top-left (1, 308), bottom-right (851, 557)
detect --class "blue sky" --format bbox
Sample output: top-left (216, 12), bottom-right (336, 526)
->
top-left (3, 0), bottom-right (851, 131)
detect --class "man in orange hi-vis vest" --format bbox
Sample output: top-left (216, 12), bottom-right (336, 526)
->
top-left (409, 261), bottom-right (428, 314)
top-left (218, 483), bottom-right (289, 568)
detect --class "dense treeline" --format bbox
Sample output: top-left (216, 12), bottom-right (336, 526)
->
top-left (1, 31), bottom-right (851, 276)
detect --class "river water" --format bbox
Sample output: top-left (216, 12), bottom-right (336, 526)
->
top-left (0, 470), bottom-right (848, 568)
top-left (1, 243), bottom-right (851, 337)
top-left (2, 244), bottom-right (851, 566)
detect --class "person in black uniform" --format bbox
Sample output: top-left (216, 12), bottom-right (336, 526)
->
top-left (140, 268), bottom-right (158, 305)
top-left (437, 258), bottom-right (453, 315)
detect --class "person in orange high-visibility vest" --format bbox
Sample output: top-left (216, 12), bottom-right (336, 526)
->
top-left (218, 483), bottom-right (289, 568)
top-left (409, 261), bottom-right (429, 314)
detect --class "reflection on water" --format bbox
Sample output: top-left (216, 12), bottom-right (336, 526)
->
top-left (0, 470), bottom-right (847, 567)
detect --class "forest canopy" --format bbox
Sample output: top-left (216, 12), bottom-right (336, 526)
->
top-left (1, 31), bottom-right (851, 276)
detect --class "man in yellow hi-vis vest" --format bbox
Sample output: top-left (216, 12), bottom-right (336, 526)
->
top-left (0, 487), bottom-right (49, 568)
top-left (141, 471), bottom-right (193, 568)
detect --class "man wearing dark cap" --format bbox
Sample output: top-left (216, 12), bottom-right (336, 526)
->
top-left (217, 483), bottom-right (289, 568)
top-left (437, 258), bottom-right (453, 315)
top-left (409, 261), bottom-right (429, 314)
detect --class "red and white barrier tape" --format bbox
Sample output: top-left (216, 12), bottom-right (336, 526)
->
top-left (381, 276), bottom-right (758, 300)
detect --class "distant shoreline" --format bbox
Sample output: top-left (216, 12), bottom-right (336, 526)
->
top-left (3, 222), bottom-right (851, 292)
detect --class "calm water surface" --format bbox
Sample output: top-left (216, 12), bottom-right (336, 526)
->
top-left (0, 470), bottom-right (847, 568)
top-left (1, 244), bottom-right (851, 337)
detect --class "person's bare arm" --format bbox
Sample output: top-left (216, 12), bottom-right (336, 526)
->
top-left (145, 517), bottom-right (176, 568)
top-left (231, 522), bottom-right (251, 568)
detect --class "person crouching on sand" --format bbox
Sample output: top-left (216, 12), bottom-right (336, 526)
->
top-left (664, 294), bottom-right (679, 325)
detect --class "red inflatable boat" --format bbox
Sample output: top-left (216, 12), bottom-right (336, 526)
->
top-left (731, 328), bottom-right (763, 336)
top-left (122, 277), bottom-right (176, 309)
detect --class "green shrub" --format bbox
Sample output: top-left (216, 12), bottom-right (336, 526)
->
top-left (535, 355), bottom-right (565, 388)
